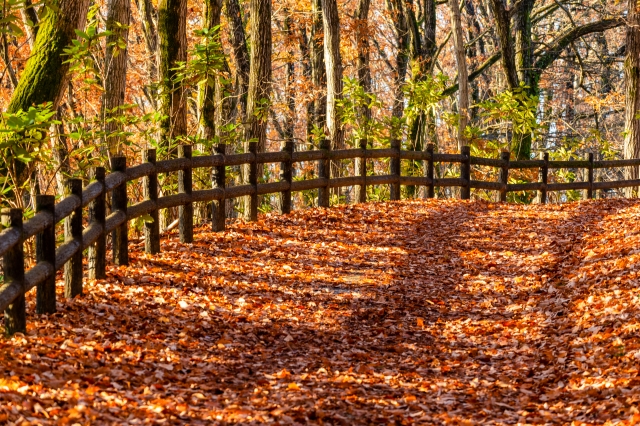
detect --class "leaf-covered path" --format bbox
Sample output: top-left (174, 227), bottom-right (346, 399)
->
top-left (2, 199), bottom-right (640, 424)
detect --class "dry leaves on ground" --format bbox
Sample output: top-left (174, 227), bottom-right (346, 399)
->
top-left (1, 199), bottom-right (640, 424)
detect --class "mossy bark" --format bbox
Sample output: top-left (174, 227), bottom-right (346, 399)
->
top-left (7, 0), bottom-right (90, 113)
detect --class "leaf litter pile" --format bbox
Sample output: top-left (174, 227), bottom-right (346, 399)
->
top-left (2, 199), bottom-right (640, 424)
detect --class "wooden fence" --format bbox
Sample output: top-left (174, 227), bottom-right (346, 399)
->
top-left (1, 141), bottom-right (640, 335)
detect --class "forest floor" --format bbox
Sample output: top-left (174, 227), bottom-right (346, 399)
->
top-left (1, 199), bottom-right (640, 424)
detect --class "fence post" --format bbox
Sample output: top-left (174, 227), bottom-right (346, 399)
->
top-left (212, 143), bottom-right (227, 231)
top-left (64, 179), bottom-right (83, 298)
top-left (281, 140), bottom-right (294, 213)
top-left (357, 139), bottom-right (367, 203)
top-left (318, 138), bottom-right (331, 207)
top-left (111, 156), bottom-right (128, 265)
top-left (2, 209), bottom-right (25, 336)
top-left (36, 195), bottom-right (56, 313)
top-left (390, 138), bottom-right (401, 200)
top-left (499, 151), bottom-right (510, 202)
top-left (248, 141), bottom-right (259, 221)
top-left (88, 167), bottom-right (106, 279)
top-left (143, 150), bottom-right (160, 253)
top-left (426, 143), bottom-right (435, 198)
top-left (540, 152), bottom-right (549, 204)
top-left (587, 152), bottom-right (594, 200)
top-left (179, 145), bottom-right (194, 242)
top-left (460, 145), bottom-right (471, 200)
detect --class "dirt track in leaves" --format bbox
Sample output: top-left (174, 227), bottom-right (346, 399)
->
top-left (2, 199), bottom-right (640, 424)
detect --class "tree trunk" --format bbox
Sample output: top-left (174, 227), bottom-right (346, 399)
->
top-left (465, 0), bottom-right (483, 119)
top-left (449, 0), bottom-right (468, 150)
top-left (388, 0), bottom-right (410, 122)
top-left (20, 0), bottom-right (39, 47)
top-left (299, 26), bottom-right (314, 144)
top-left (225, 0), bottom-right (250, 123)
top-left (7, 0), bottom-right (90, 113)
top-left (488, 0), bottom-right (519, 90)
top-left (242, 0), bottom-right (271, 219)
top-left (353, 0), bottom-right (370, 203)
top-left (135, 0), bottom-right (158, 86)
top-left (157, 0), bottom-right (187, 148)
top-left (284, 10), bottom-right (295, 142)
top-left (102, 0), bottom-right (131, 156)
top-left (624, 0), bottom-right (640, 196)
top-left (311, 0), bottom-right (327, 140)
top-left (199, 0), bottom-right (222, 140)
top-left (406, 0), bottom-right (436, 197)
top-left (0, 31), bottom-right (18, 89)
top-left (514, 0), bottom-right (535, 89)
top-left (321, 0), bottom-right (343, 151)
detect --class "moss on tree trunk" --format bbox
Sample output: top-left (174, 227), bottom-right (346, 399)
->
top-left (7, 0), bottom-right (90, 113)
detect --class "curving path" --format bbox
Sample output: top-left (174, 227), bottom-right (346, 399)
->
top-left (1, 199), bottom-right (640, 424)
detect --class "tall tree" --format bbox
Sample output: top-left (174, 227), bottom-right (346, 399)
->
top-left (283, 9), bottom-right (295, 143)
top-left (299, 25), bottom-right (314, 143)
top-left (355, 0), bottom-right (371, 122)
top-left (157, 0), bottom-right (187, 147)
top-left (321, 0), bottom-right (343, 150)
top-left (199, 0), bottom-right (222, 140)
top-left (101, 0), bottom-right (131, 156)
top-left (7, 0), bottom-right (90, 113)
top-left (134, 0), bottom-right (158, 93)
top-left (624, 0), bottom-right (640, 194)
top-left (449, 0), bottom-right (468, 149)
top-left (225, 0), bottom-right (250, 122)
top-left (514, 0), bottom-right (535, 89)
top-left (310, 0), bottom-right (326, 140)
top-left (242, 0), bottom-right (271, 219)
top-left (387, 0), bottom-right (410, 123)
top-left (464, 0), bottom-right (484, 118)
top-left (386, 0), bottom-right (410, 201)
top-left (405, 0), bottom-right (436, 197)
top-left (488, 0), bottom-right (518, 91)
top-left (353, 0), bottom-right (371, 202)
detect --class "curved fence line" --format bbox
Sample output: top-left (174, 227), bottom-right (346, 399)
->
top-left (1, 141), bottom-right (639, 335)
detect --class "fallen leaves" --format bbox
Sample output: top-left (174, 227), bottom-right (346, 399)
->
top-left (1, 199), bottom-right (640, 423)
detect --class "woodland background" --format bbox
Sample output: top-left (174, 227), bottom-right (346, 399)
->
top-left (0, 0), bottom-right (636, 216)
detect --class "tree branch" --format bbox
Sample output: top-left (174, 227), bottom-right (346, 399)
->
top-left (442, 52), bottom-right (501, 97)
top-left (534, 18), bottom-right (625, 72)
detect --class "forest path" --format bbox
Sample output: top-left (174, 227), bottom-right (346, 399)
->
top-left (1, 199), bottom-right (640, 424)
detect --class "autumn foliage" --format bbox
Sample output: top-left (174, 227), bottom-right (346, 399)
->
top-left (1, 199), bottom-right (640, 423)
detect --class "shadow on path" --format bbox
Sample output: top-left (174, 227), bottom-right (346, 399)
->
top-left (1, 199), bottom-right (640, 424)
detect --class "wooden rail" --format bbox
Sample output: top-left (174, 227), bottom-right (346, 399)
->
top-left (1, 141), bottom-right (639, 335)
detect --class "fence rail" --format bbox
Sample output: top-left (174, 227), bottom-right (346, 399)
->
top-left (1, 141), bottom-right (639, 335)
